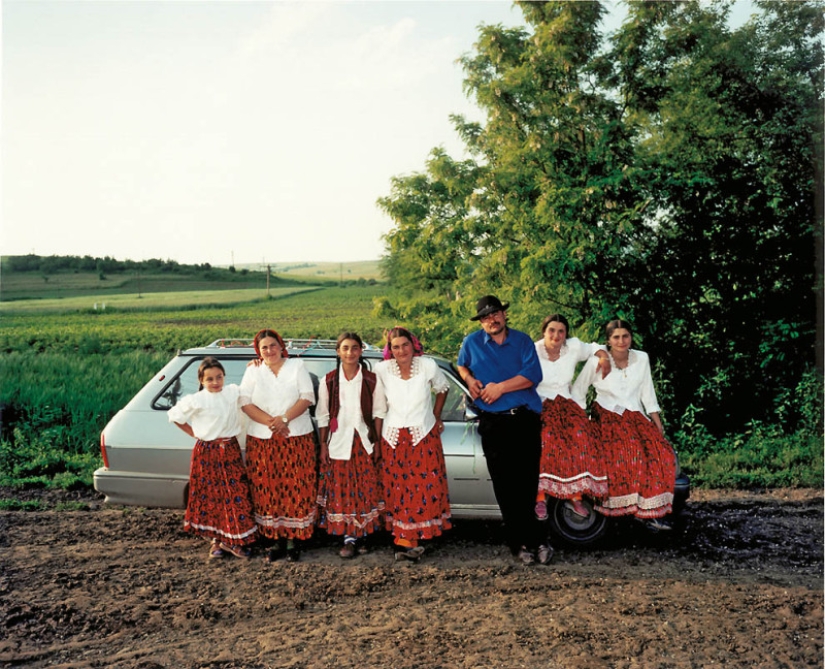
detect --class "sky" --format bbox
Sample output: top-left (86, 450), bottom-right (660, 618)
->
top-left (1, 1), bottom-right (755, 267)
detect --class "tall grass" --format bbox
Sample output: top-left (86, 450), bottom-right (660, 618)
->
top-left (0, 286), bottom-right (390, 354)
top-left (0, 286), bottom-right (391, 488)
top-left (0, 351), bottom-right (168, 487)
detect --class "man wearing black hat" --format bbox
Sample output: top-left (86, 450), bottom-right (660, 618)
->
top-left (457, 295), bottom-right (552, 565)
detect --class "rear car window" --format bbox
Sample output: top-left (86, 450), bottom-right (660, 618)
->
top-left (151, 356), bottom-right (340, 410)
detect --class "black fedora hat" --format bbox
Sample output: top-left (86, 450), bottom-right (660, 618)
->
top-left (470, 295), bottom-right (509, 321)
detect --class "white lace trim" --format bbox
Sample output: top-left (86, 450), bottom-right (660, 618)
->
top-left (538, 342), bottom-right (569, 362)
top-left (388, 357), bottom-right (421, 379)
top-left (608, 349), bottom-right (636, 372)
top-left (383, 425), bottom-right (428, 448)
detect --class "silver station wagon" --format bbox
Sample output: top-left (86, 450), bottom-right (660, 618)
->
top-left (94, 338), bottom-right (690, 546)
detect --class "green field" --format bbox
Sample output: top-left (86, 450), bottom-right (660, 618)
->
top-left (263, 260), bottom-right (382, 281)
top-left (0, 284), bottom-right (391, 490)
top-left (0, 286), bottom-right (317, 314)
top-left (0, 279), bottom-right (821, 495)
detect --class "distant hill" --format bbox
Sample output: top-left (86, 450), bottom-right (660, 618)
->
top-left (0, 255), bottom-right (384, 302)
top-left (236, 260), bottom-right (382, 281)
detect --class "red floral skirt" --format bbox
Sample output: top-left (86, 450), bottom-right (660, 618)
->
top-left (381, 426), bottom-right (452, 545)
top-left (538, 397), bottom-right (608, 500)
top-left (317, 434), bottom-right (384, 538)
top-left (184, 437), bottom-right (258, 545)
top-left (590, 404), bottom-right (676, 518)
top-left (245, 433), bottom-right (317, 540)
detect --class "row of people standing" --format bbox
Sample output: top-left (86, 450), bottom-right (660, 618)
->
top-left (169, 299), bottom-right (677, 564)
top-left (169, 327), bottom-right (452, 562)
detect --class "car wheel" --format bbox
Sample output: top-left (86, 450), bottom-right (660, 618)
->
top-left (546, 497), bottom-right (609, 547)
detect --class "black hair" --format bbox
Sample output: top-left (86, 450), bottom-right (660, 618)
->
top-left (541, 313), bottom-right (570, 335)
top-left (197, 356), bottom-right (225, 390)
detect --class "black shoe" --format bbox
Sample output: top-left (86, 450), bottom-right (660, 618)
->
top-left (266, 546), bottom-right (286, 562)
top-left (286, 548), bottom-right (301, 562)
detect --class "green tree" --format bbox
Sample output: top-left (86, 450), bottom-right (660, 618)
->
top-left (608, 0), bottom-right (823, 432)
top-left (380, 1), bottom-right (649, 342)
top-left (378, 0), bottom-right (822, 435)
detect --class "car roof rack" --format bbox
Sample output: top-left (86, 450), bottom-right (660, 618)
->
top-left (206, 338), bottom-right (377, 351)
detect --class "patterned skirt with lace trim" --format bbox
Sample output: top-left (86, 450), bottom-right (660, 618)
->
top-left (317, 434), bottom-right (384, 537)
top-left (245, 433), bottom-right (317, 540)
top-left (184, 437), bottom-right (258, 545)
top-left (589, 404), bottom-right (676, 519)
top-left (538, 397), bottom-right (608, 500)
top-left (381, 426), bottom-right (452, 544)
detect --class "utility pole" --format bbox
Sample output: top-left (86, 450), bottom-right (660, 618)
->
top-left (266, 264), bottom-right (271, 297)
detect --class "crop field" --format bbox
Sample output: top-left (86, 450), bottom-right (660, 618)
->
top-left (0, 285), bottom-right (391, 488)
top-left (0, 286), bottom-right (319, 314)
top-left (251, 259), bottom-right (382, 281)
top-left (0, 281), bottom-right (821, 494)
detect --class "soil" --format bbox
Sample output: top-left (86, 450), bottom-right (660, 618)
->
top-left (0, 488), bottom-right (822, 669)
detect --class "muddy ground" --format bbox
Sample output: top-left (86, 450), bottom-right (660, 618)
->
top-left (0, 488), bottom-right (822, 669)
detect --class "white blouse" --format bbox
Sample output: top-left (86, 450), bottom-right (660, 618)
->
top-left (572, 349), bottom-right (661, 419)
top-left (372, 357), bottom-right (450, 448)
top-left (167, 384), bottom-right (247, 441)
top-left (316, 367), bottom-right (375, 460)
top-left (535, 337), bottom-right (603, 404)
top-left (240, 358), bottom-right (315, 438)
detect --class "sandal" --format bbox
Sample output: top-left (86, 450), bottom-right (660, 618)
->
top-left (565, 499), bottom-right (590, 518)
top-left (517, 546), bottom-right (535, 566)
top-left (394, 545), bottom-right (425, 562)
top-left (537, 543), bottom-right (554, 565)
top-left (209, 540), bottom-right (224, 559)
top-left (220, 542), bottom-right (251, 559)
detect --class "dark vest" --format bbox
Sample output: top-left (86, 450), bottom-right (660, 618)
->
top-left (325, 367), bottom-right (377, 445)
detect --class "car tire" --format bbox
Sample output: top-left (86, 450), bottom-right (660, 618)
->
top-left (546, 497), bottom-right (610, 547)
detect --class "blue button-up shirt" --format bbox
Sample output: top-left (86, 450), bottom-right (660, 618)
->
top-left (457, 327), bottom-right (543, 414)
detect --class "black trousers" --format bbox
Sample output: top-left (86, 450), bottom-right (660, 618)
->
top-left (478, 408), bottom-right (545, 552)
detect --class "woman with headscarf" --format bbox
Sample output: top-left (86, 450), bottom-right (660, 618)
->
top-left (373, 326), bottom-right (452, 561)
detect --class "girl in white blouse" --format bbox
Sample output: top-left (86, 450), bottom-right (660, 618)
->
top-left (168, 356), bottom-right (258, 560)
top-left (572, 319), bottom-right (677, 529)
top-left (241, 329), bottom-right (317, 562)
top-left (316, 332), bottom-right (383, 559)
top-left (534, 314), bottom-right (610, 521)
top-left (373, 327), bottom-right (452, 561)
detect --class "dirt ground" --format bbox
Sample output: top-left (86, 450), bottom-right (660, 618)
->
top-left (0, 488), bottom-right (821, 669)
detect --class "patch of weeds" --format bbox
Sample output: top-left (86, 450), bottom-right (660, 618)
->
top-left (54, 501), bottom-right (89, 511)
top-left (0, 498), bottom-right (44, 511)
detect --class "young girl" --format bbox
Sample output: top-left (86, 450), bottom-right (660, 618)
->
top-left (168, 356), bottom-right (258, 560)
top-left (316, 332), bottom-right (383, 559)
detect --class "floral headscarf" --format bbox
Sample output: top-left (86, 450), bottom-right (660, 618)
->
top-left (382, 326), bottom-right (424, 360)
